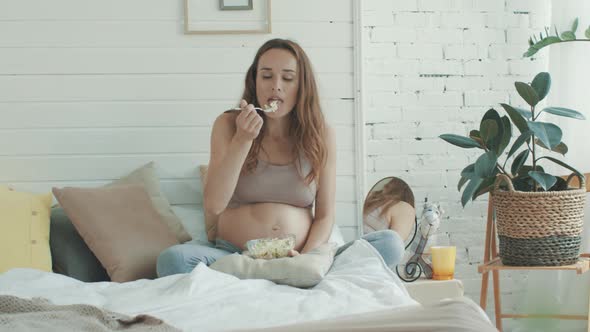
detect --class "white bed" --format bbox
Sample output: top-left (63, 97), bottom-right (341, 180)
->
top-left (0, 239), bottom-right (494, 332)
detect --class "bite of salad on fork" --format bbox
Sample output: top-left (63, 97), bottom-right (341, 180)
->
top-left (232, 100), bottom-right (279, 113)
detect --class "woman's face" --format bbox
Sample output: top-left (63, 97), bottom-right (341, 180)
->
top-left (256, 48), bottom-right (299, 118)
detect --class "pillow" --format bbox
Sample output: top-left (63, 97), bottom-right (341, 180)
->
top-left (328, 223), bottom-right (346, 246)
top-left (108, 162), bottom-right (191, 243)
top-left (49, 162), bottom-right (191, 281)
top-left (209, 242), bottom-right (337, 288)
top-left (50, 207), bottom-right (109, 282)
top-left (0, 187), bottom-right (52, 273)
top-left (170, 205), bottom-right (208, 243)
top-left (52, 185), bottom-right (178, 282)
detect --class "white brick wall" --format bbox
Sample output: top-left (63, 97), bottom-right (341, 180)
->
top-left (362, 1), bottom-right (551, 328)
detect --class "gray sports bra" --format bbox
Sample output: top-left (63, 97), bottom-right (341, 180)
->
top-left (228, 157), bottom-right (317, 209)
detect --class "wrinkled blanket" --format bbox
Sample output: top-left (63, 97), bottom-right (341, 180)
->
top-left (0, 295), bottom-right (180, 332)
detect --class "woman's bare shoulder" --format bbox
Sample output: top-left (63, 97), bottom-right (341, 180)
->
top-left (323, 124), bottom-right (336, 140)
top-left (387, 201), bottom-right (415, 215)
top-left (212, 111), bottom-right (238, 133)
top-left (322, 124), bottom-right (337, 152)
top-left (215, 110), bottom-right (238, 124)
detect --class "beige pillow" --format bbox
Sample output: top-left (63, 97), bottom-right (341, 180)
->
top-left (52, 185), bottom-right (178, 282)
top-left (209, 243), bottom-right (337, 288)
top-left (108, 162), bottom-right (191, 243)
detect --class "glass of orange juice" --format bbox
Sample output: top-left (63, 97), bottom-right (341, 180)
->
top-left (430, 246), bottom-right (456, 280)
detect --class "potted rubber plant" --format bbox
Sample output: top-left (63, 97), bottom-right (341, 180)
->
top-left (439, 18), bottom-right (588, 266)
top-left (440, 71), bottom-right (586, 206)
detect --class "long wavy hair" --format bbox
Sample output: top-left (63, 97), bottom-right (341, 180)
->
top-left (363, 177), bottom-right (415, 219)
top-left (240, 38), bottom-right (326, 185)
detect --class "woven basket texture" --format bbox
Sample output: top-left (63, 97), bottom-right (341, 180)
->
top-left (498, 235), bottom-right (581, 266)
top-left (492, 174), bottom-right (586, 266)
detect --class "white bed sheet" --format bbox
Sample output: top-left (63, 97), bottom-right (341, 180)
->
top-left (0, 240), bottom-right (420, 332)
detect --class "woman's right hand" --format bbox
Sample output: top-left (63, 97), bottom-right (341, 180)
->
top-left (234, 99), bottom-right (263, 143)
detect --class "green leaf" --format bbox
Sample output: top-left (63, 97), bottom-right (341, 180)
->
top-left (536, 156), bottom-right (584, 181)
top-left (553, 142), bottom-right (568, 155)
top-left (515, 82), bottom-right (540, 107)
top-left (519, 165), bottom-right (545, 176)
top-left (511, 149), bottom-right (530, 175)
top-left (507, 131), bottom-right (532, 159)
top-left (531, 72), bottom-right (551, 101)
top-left (523, 36), bottom-right (562, 57)
top-left (480, 119), bottom-right (499, 147)
top-left (469, 130), bottom-right (481, 139)
top-left (572, 18), bottom-right (579, 33)
top-left (561, 31), bottom-right (576, 40)
top-left (513, 174), bottom-right (534, 191)
top-left (515, 107), bottom-right (533, 119)
top-left (527, 121), bottom-right (563, 149)
top-left (473, 175), bottom-right (497, 200)
top-left (586, 26), bottom-right (590, 39)
top-left (439, 134), bottom-right (482, 149)
top-left (458, 176), bottom-right (469, 191)
top-left (461, 164), bottom-right (476, 178)
top-left (528, 171), bottom-right (557, 191)
top-left (480, 109), bottom-right (503, 151)
top-left (462, 177), bottom-right (484, 207)
top-left (550, 177), bottom-right (569, 191)
top-left (540, 107), bottom-right (586, 120)
top-left (523, 47), bottom-right (538, 57)
top-left (497, 116), bottom-right (512, 155)
top-left (535, 139), bottom-right (568, 156)
top-left (475, 151), bottom-right (498, 178)
top-left (537, 36), bottom-right (562, 47)
top-left (500, 103), bottom-right (528, 134)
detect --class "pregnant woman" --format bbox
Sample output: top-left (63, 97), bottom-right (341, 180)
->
top-left (157, 38), bottom-right (403, 277)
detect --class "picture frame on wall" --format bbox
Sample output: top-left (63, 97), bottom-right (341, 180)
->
top-left (184, 0), bottom-right (271, 34)
top-left (219, 0), bottom-right (253, 11)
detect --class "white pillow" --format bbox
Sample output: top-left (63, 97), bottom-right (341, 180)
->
top-left (329, 224), bottom-right (346, 246)
top-left (170, 205), bottom-right (208, 243)
top-left (209, 242), bottom-right (337, 288)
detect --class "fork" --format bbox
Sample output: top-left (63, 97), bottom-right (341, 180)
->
top-left (231, 106), bottom-right (275, 113)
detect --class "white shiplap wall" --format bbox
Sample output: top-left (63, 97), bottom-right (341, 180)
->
top-left (0, 0), bottom-right (360, 240)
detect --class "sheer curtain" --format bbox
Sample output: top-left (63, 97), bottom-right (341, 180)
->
top-left (513, 2), bottom-right (590, 331)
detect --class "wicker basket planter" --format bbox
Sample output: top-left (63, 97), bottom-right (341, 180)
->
top-left (491, 174), bottom-right (586, 266)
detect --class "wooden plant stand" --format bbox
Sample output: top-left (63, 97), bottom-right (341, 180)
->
top-left (478, 198), bottom-right (590, 332)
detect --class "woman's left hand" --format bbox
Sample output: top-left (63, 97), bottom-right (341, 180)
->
top-left (288, 249), bottom-right (300, 257)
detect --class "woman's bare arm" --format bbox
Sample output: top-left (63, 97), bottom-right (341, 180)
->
top-left (300, 125), bottom-right (337, 254)
top-left (387, 201), bottom-right (415, 241)
top-left (204, 102), bottom-right (263, 217)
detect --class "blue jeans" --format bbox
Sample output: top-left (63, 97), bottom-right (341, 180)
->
top-left (156, 229), bottom-right (405, 277)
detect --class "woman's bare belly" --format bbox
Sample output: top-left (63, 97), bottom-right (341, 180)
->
top-left (217, 203), bottom-right (312, 251)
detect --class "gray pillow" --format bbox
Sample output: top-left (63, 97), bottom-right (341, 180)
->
top-left (50, 207), bottom-right (110, 282)
top-left (209, 243), bottom-right (337, 288)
